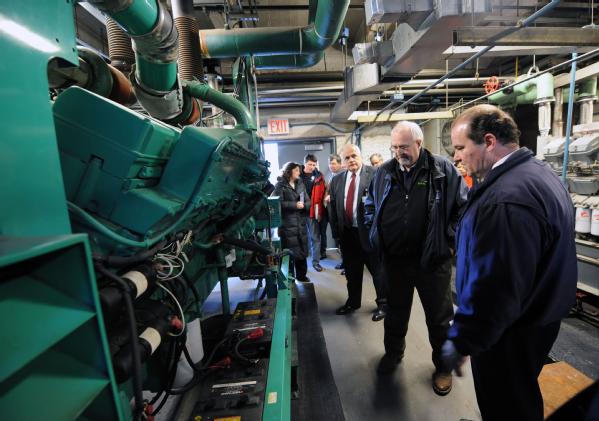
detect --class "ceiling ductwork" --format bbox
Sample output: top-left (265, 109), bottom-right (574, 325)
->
top-left (332, 0), bottom-right (492, 122)
top-left (365, 0), bottom-right (433, 28)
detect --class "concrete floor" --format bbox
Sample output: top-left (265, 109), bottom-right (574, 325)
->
top-left (308, 250), bottom-right (482, 421)
top-left (203, 249), bottom-right (482, 421)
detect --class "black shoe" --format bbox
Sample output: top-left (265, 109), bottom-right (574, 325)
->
top-left (340, 269), bottom-right (345, 276)
top-left (335, 304), bottom-right (359, 315)
top-left (335, 263), bottom-right (344, 270)
top-left (298, 276), bottom-right (311, 283)
top-left (320, 252), bottom-right (327, 260)
top-left (313, 263), bottom-right (323, 272)
top-left (377, 353), bottom-right (403, 374)
top-left (372, 306), bottom-right (386, 322)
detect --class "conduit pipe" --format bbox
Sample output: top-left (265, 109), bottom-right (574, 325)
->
top-left (198, 0), bottom-right (349, 70)
top-left (562, 52), bottom-right (577, 183)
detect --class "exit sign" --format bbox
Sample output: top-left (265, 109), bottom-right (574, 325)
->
top-left (267, 118), bottom-right (290, 135)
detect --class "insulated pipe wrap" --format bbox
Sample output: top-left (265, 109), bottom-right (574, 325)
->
top-left (106, 17), bottom-right (135, 71)
top-left (130, 2), bottom-right (179, 64)
top-left (175, 16), bottom-right (203, 81)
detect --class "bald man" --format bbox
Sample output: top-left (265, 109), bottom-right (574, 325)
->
top-left (329, 144), bottom-right (387, 321)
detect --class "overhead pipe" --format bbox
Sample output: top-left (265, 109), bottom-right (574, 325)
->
top-left (374, 0), bottom-right (562, 123)
top-left (87, 0), bottom-right (184, 120)
top-left (198, 0), bottom-right (349, 70)
top-left (254, 51), bottom-right (324, 71)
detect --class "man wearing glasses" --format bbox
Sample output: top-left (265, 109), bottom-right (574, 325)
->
top-left (364, 121), bottom-right (468, 395)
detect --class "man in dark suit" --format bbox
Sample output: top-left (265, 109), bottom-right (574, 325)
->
top-left (329, 144), bottom-right (387, 322)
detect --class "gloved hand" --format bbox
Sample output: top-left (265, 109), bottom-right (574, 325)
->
top-left (441, 339), bottom-right (468, 377)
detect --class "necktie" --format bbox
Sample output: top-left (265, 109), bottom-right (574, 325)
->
top-left (345, 173), bottom-right (356, 225)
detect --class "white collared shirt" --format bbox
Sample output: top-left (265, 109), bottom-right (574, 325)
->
top-left (492, 149), bottom-right (518, 170)
top-left (344, 167), bottom-right (361, 227)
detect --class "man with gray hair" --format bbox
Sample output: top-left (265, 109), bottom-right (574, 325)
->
top-left (329, 144), bottom-right (387, 321)
top-left (364, 121), bottom-right (468, 394)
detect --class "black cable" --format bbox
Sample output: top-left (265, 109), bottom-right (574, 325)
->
top-left (151, 335), bottom-right (186, 416)
top-left (95, 264), bottom-right (144, 420)
top-left (222, 236), bottom-right (272, 255)
top-left (167, 335), bottom-right (231, 395)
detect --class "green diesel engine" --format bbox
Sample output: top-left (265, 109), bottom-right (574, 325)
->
top-left (0, 1), bottom-right (292, 420)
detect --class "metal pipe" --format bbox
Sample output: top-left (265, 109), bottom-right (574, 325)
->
top-left (452, 47), bottom-right (599, 111)
top-left (562, 52), bottom-right (577, 183)
top-left (199, 0), bottom-right (346, 70)
top-left (377, 0), bottom-right (562, 122)
top-left (553, 88), bottom-right (564, 137)
top-left (172, 0), bottom-right (203, 82)
top-left (88, 0), bottom-right (184, 120)
top-left (182, 80), bottom-right (256, 130)
top-left (254, 51), bottom-right (324, 71)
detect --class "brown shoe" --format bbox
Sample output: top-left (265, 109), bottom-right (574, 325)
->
top-left (432, 371), bottom-right (452, 396)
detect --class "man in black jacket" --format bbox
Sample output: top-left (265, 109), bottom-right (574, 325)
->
top-left (364, 121), bottom-right (468, 395)
top-left (443, 105), bottom-right (577, 421)
top-left (329, 144), bottom-right (387, 321)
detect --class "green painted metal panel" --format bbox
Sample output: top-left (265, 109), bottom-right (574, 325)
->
top-left (0, 235), bottom-right (124, 420)
top-left (262, 256), bottom-right (292, 421)
top-left (0, 0), bottom-right (77, 236)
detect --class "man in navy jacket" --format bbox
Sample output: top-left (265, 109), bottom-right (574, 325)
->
top-left (444, 105), bottom-right (577, 421)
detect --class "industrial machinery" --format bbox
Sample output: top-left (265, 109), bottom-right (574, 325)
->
top-left (490, 71), bottom-right (599, 321)
top-left (0, 0), bottom-right (322, 419)
top-left (541, 77), bottom-right (599, 311)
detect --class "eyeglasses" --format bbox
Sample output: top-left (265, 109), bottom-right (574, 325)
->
top-left (389, 144), bottom-right (412, 152)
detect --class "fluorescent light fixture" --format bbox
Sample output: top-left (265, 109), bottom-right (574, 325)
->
top-left (0, 15), bottom-right (60, 53)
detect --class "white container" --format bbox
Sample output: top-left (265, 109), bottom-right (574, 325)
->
top-left (575, 207), bottom-right (592, 234)
top-left (592, 208), bottom-right (599, 236)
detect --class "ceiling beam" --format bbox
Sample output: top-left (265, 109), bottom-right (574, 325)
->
top-left (453, 27), bottom-right (599, 47)
top-left (554, 62), bottom-right (599, 88)
top-left (443, 45), bottom-right (597, 59)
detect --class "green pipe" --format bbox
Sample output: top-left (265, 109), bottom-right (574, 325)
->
top-left (254, 52), bottom-right (324, 70)
top-left (110, 0), bottom-right (158, 36)
top-left (183, 80), bottom-right (256, 130)
top-left (579, 77), bottom-right (598, 99)
top-left (489, 72), bottom-right (554, 106)
top-left (136, 56), bottom-right (178, 92)
top-left (198, 0), bottom-right (349, 59)
top-left (90, 0), bottom-right (180, 108)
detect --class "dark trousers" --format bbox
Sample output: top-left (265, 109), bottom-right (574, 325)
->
top-left (319, 211), bottom-right (328, 254)
top-left (471, 321), bottom-right (561, 421)
top-left (340, 227), bottom-right (387, 308)
top-left (383, 257), bottom-right (453, 369)
top-left (289, 257), bottom-right (307, 282)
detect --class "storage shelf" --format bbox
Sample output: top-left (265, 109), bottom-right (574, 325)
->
top-left (0, 348), bottom-right (109, 420)
top-left (0, 275), bottom-right (95, 382)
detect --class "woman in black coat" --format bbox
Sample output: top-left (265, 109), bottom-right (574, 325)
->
top-left (272, 162), bottom-right (311, 282)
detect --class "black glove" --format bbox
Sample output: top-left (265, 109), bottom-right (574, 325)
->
top-left (441, 339), bottom-right (467, 376)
